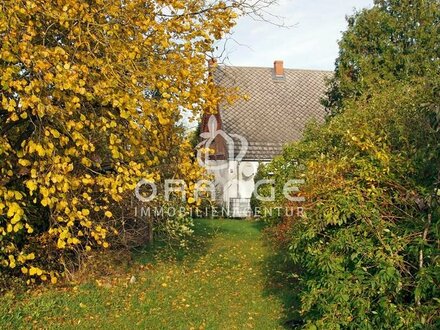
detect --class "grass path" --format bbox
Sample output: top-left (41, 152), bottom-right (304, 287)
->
top-left (1, 219), bottom-right (297, 329)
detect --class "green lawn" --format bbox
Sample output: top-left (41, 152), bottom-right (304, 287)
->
top-left (0, 219), bottom-right (298, 329)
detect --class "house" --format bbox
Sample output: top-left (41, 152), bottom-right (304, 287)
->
top-left (198, 61), bottom-right (332, 217)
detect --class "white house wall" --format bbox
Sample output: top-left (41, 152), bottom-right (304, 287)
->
top-left (209, 160), bottom-right (260, 217)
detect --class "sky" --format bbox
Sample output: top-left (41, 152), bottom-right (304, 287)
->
top-left (216, 0), bottom-right (374, 71)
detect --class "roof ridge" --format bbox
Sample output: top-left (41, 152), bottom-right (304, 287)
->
top-left (217, 64), bottom-right (333, 73)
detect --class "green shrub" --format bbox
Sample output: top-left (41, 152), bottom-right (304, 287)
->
top-left (262, 1), bottom-right (440, 326)
top-left (262, 81), bottom-right (440, 328)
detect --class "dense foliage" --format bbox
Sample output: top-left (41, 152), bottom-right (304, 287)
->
top-left (259, 0), bottom-right (440, 328)
top-left (324, 0), bottom-right (440, 114)
top-left (0, 0), bottom-right (239, 284)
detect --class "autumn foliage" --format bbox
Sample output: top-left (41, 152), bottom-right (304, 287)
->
top-left (0, 0), bottom-right (238, 283)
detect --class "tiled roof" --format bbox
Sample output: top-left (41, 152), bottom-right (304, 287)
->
top-left (214, 65), bottom-right (332, 161)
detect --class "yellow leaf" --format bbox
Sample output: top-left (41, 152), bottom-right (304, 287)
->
top-left (50, 129), bottom-right (60, 138)
top-left (10, 113), bottom-right (19, 121)
top-left (29, 266), bottom-right (38, 276)
top-left (158, 113), bottom-right (170, 125)
top-left (8, 255), bottom-right (16, 269)
top-left (11, 214), bottom-right (21, 225)
top-left (26, 180), bottom-right (38, 193)
top-left (7, 202), bottom-right (22, 218)
top-left (57, 239), bottom-right (66, 249)
top-left (18, 159), bottom-right (31, 166)
top-left (13, 222), bottom-right (22, 232)
top-left (35, 144), bottom-right (45, 156)
top-left (14, 191), bottom-right (23, 200)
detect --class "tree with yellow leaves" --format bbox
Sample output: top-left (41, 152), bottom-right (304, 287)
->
top-left (0, 0), bottom-right (263, 283)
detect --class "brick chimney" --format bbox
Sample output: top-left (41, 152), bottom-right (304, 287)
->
top-left (274, 60), bottom-right (284, 77)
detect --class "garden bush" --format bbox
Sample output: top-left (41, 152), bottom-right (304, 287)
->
top-left (263, 80), bottom-right (439, 329)
top-left (260, 0), bottom-right (440, 327)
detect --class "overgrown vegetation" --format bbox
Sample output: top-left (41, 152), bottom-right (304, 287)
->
top-left (258, 0), bottom-right (440, 328)
top-left (324, 0), bottom-right (440, 115)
